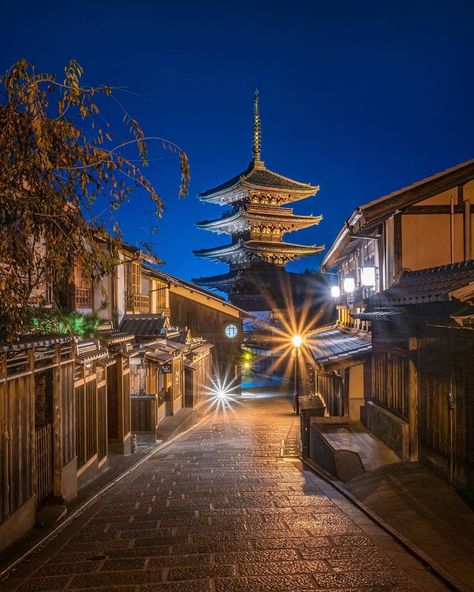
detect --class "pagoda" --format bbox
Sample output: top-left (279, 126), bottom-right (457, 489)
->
top-left (193, 92), bottom-right (324, 311)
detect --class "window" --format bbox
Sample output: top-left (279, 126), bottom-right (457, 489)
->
top-left (224, 324), bottom-right (238, 339)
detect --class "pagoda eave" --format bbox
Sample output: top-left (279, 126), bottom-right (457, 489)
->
top-left (197, 210), bottom-right (323, 235)
top-left (192, 271), bottom-right (242, 289)
top-left (194, 240), bottom-right (325, 266)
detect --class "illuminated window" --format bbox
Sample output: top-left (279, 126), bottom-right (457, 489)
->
top-left (224, 324), bottom-right (238, 339)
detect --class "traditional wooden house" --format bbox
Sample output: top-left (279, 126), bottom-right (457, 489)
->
top-left (141, 266), bottom-right (248, 388)
top-left (129, 336), bottom-right (213, 438)
top-left (0, 336), bottom-right (75, 551)
top-left (361, 261), bottom-right (474, 489)
top-left (313, 159), bottom-right (474, 489)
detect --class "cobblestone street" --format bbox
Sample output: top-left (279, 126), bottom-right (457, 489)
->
top-left (3, 390), bottom-right (448, 592)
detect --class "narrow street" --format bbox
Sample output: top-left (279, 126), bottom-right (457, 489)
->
top-left (3, 388), bottom-right (447, 592)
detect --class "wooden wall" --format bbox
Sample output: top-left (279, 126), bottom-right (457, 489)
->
top-left (371, 351), bottom-right (409, 420)
top-left (169, 292), bottom-right (242, 378)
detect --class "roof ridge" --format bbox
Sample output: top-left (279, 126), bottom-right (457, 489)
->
top-left (243, 162), bottom-right (315, 189)
top-left (360, 158), bottom-right (474, 212)
top-left (404, 259), bottom-right (474, 277)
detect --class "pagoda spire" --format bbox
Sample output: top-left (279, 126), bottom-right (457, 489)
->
top-left (252, 89), bottom-right (262, 163)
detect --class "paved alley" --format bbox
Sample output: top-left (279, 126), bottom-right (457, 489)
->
top-left (2, 390), bottom-right (447, 592)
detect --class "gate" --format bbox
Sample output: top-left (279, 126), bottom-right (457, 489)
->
top-left (35, 424), bottom-right (53, 503)
top-left (34, 370), bottom-right (54, 503)
top-left (418, 325), bottom-right (474, 488)
top-left (316, 371), bottom-right (344, 416)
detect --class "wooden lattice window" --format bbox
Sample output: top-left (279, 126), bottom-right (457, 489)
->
top-left (128, 261), bottom-right (141, 294)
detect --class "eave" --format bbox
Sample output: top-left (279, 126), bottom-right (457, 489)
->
top-left (194, 239), bottom-right (324, 264)
top-left (199, 160), bottom-right (319, 205)
top-left (322, 158), bottom-right (474, 270)
top-left (196, 208), bottom-right (322, 235)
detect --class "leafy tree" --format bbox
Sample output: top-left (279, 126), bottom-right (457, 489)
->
top-left (0, 59), bottom-right (190, 341)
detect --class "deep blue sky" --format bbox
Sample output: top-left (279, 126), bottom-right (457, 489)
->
top-left (2, 1), bottom-right (474, 284)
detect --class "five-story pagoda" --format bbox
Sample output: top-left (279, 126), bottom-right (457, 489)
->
top-left (193, 92), bottom-right (324, 311)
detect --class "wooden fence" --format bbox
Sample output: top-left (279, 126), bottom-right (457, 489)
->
top-left (0, 340), bottom-right (74, 526)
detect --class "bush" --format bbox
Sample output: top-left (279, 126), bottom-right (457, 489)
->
top-left (29, 309), bottom-right (100, 338)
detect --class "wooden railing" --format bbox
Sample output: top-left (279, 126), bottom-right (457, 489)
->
top-left (126, 292), bottom-right (150, 313)
top-left (35, 424), bottom-right (53, 504)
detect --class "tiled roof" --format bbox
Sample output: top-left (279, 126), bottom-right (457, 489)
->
top-left (0, 335), bottom-right (71, 353)
top-left (308, 327), bottom-right (371, 365)
top-left (96, 329), bottom-right (134, 345)
top-left (351, 310), bottom-right (406, 321)
top-left (120, 314), bottom-right (168, 338)
top-left (199, 162), bottom-right (316, 198)
top-left (368, 260), bottom-right (474, 306)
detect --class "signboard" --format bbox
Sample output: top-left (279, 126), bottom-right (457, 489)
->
top-left (161, 362), bottom-right (172, 374)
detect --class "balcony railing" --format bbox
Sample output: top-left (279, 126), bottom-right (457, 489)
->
top-left (126, 292), bottom-right (150, 313)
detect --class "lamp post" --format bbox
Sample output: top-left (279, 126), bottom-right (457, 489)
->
top-left (291, 334), bottom-right (303, 414)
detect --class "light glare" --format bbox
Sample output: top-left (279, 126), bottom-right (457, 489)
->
top-left (330, 285), bottom-right (341, 298)
top-left (292, 334), bottom-right (303, 348)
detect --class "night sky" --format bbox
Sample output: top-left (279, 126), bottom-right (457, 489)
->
top-left (2, 1), bottom-right (474, 286)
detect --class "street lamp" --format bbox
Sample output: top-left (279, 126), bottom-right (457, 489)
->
top-left (291, 334), bottom-right (303, 414)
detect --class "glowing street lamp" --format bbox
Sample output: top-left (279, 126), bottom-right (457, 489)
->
top-left (330, 285), bottom-right (341, 298)
top-left (291, 334), bottom-right (303, 348)
top-left (292, 334), bottom-right (303, 414)
top-left (343, 277), bottom-right (355, 293)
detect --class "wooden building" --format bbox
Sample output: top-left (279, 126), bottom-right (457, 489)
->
top-left (141, 266), bottom-right (247, 387)
top-left (312, 159), bottom-right (474, 489)
top-left (130, 337), bottom-right (213, 438)
top-left (360, 261), bottom-right (474, 489)
top-left (0, 336), bottom-right (75, 551)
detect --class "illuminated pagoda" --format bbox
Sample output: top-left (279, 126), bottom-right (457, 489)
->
top-left (193, 91), bottom-right (324, 312)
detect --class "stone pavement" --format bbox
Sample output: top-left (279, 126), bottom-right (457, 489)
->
top-left (2, 389), bottom-right (448, 592)
top-left (345, 461), bottom-right (474, 590)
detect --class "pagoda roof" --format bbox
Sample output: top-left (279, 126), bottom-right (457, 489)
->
top-left (194, 239), bottom-right (324, 265)
top-left (192, 270), bottom-right (243, 288)
top-left (199, 160), bottom-right (318, 204)
top-left (196, 206), bottom-right (322, 234)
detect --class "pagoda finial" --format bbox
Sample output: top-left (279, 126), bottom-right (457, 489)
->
top-left (252, 88), bottom-right (262, 162)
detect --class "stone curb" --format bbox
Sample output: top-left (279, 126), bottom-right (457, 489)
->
top-left (302, 455), bottom-right (469, 592)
